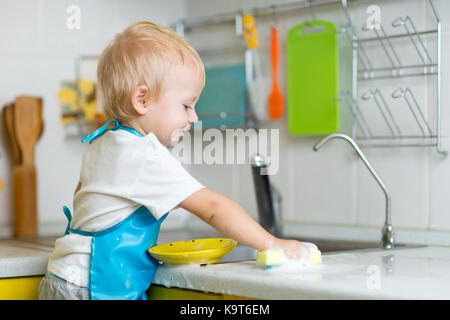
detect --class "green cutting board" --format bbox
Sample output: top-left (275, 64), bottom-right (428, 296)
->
top-left (287, 20), bottom-right (339, 135)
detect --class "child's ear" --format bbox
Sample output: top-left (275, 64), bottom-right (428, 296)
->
top-left (131, 85), bottom-right (150, 115)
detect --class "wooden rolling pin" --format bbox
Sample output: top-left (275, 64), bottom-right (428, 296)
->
top-left (13, 165), bottom-right (38, 238)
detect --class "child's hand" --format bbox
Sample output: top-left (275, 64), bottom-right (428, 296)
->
top-left (180, 188), bottom-right (320, 259)
top-left (272, 238), bottom-right (317, 260)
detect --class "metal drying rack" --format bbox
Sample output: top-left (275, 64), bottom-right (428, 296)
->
top-left (341, 0), bottom-right (446, 155)
top-left (172, 0), bottom-right (446, 155)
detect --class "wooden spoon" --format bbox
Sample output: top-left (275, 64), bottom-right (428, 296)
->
top-left (13, 165), bottom-right (38, 238)
top-left (13, 96), bottom-right (43, 166)
top-left (11, 96), bottom-right (42, 238)
top-left (2, 104), bottom-right (21, 165)
top-left (267, 25), bottom-right (284, 119)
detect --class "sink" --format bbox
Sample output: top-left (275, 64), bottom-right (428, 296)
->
top-left (8, 232), bottom-right (424, 264)
top-left (156, 230), bottom-right (425, 263)
top-left (290, 237), bottom-right (425, 254)
top-left (218, 238), bottom-right (425, 263)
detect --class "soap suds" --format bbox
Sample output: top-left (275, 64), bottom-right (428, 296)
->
top-left (264, 241), bottom-right (321, 272)
top-left (268, 241), bottom-right (317, 261)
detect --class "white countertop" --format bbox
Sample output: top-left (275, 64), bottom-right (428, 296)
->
top-left (0, 240), bottom-right (52, 278)
top-left (152, 246), bottom-right (450, 299)
top-left (2, 236), bottom-right (450, 300)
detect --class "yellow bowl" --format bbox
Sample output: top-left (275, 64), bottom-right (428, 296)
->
top-left (148, 238), bottom-right (237, 266)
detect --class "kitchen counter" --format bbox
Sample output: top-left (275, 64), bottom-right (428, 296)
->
top-left (152, 246), bottom-right (450, 300)
top-left (0, 240), bottom-right (52, 278)
top-left (2, 235), bottom-right (450, 300)
top-left (0, 231), bottom-right (226, 279)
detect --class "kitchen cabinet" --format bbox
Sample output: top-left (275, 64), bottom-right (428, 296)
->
top-left (0, 277), bottom-right (253, 300)
top-left (147, 285), bottom-right (254, 300)
top-left (0, 276), bottom-right (42, 300)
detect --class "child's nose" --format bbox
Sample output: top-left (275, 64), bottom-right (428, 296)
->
top-left (189, 109), bottom-right (198, 123)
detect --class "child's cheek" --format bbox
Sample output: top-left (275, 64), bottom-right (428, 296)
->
top-left (169, 129), bottom-right (183, 145)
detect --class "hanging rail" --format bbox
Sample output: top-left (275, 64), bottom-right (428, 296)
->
top-left (170, 0), bottom-right (360, 34)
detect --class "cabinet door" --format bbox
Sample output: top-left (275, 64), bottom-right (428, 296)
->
top-left (147, 285), bottom-right (223, 300)
top-left (0, 276), bottom-right (43, 300)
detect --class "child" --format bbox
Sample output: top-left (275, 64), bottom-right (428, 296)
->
top-left (39, 21), bottom-right (311, 300)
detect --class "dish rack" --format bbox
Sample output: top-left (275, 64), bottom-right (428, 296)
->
top-left (338, 0), bottom-right (446, 155)
top-left (172, 0), bottom-right (446, 155)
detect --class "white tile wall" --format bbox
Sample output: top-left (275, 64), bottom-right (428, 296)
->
top-left (429, 137), bottom-right (450, 230)
top-left (356, 146), bottom-right (429, 229)
top-left (293, 135), bottom-right (357, 225)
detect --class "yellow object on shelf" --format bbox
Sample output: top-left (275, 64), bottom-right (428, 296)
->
top-left (57, 78), bottom-right (97, 124)
top-left (148, 238), bottom-right (237, 266)
top-left (243, 14), bottom-right (259, 49)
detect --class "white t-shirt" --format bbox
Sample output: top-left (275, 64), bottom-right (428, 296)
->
top-left (47, 130), bottom-right (205, 287)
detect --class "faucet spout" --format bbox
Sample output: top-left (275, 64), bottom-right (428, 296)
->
top-left (251, 154), bottom-right (283, 238)
top-left (313, 133), bottom-right (394, 249)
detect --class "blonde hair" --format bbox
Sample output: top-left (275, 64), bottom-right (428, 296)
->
top-left (97, 21), bottom-right (205, 122)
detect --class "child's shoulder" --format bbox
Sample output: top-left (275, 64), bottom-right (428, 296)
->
top-left (85, 130), bottom-right (167, 160)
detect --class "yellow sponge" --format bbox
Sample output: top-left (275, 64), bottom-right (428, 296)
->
top-left (310, 250), bottom-right (322, 265)
top-left (256, 249), bottom-right (286, 268)
top-left (256, 248), bottom-right (322, 269)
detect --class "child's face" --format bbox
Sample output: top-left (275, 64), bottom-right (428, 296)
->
top-left (144, 62), bottom-right (203, 147)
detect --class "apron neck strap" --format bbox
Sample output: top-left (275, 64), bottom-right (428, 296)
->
top-left (81, 120), bottom-right (144, 144)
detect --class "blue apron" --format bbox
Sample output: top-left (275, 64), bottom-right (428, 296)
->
top-left (62, 120), bottom-right (168, 300)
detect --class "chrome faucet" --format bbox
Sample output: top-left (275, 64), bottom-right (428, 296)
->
top-left (313, 133), bottom-right (395, 249)
top-left (251, 154), bottom-right (283, 238)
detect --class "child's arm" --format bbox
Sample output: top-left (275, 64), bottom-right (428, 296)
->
top-left (179, 188), bottom-right (310, 259)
